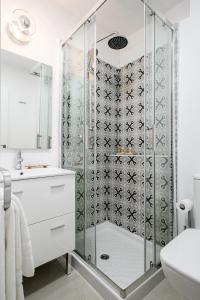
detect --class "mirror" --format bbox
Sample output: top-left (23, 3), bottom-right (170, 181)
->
top-left (0, 49), bottom-right (52, 149)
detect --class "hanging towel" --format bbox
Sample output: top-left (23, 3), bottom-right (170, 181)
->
top-left (5, 200), bottom-right (21, 300)
top-left (5, 195), bottom-right (35, 300)
top-left (13, 195), bottom-right (34, 277)
top-left (0, 187), bottom-right (34, 300)
top-left (0, 199), bottom-right (5, 300)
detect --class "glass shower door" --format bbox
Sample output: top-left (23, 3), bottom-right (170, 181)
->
top-left (144, 6), bottom-right (174, 270)
top-left (62, 24), bottom-right (86, 258)
top-left (84, 16), bottom-right (97, 265)
top-left (154, 14), bottom-right (174, 266)
top-left (144, 5), bottom-right (155, 272)
top-left (62, 17), bottom-right (97, 264)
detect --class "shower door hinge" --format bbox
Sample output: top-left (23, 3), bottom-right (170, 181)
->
top-left (150, 261), bottom-right (154, 269)
top-left (87, 254), bottom-right (91, 262)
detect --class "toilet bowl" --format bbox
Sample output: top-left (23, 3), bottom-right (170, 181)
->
top-left (160, 229), bottom-right (200, 300)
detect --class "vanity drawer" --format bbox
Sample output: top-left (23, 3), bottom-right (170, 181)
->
top-left (12, 175), bottom-right (75, 224)
top-left (29, 213), bottom-right (75, 268)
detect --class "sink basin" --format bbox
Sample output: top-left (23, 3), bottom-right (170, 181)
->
top-left (1, 167), bottom-right (75, 181)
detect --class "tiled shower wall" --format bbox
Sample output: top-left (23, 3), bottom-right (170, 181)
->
top-left (62, 47), bottom-right (173, 247)
top-left (95, 56), bottom-right (146, 236)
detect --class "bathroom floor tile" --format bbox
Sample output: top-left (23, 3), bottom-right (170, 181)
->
top-left (24, 260), bottom-right (103, 300)
top-left (143, 279), bottom-right (183, 300)
top-left (24, 260), bottom-right (182, 300)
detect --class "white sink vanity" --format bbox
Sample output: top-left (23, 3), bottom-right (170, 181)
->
top-left (0, 51), bottom-right (75, 277)
top-left (0, 167), bottom-right (75, 273)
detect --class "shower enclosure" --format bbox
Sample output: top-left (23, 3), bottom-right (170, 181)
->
top-left (62, 0), bottom-right (176, 297)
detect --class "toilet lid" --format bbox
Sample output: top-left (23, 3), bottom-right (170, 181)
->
top-left (160, 229), bottom-right (200, 284)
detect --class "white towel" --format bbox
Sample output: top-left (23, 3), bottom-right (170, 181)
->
top-left (13, 195), bottom-right (34, 277)
top-left (0, 201), bottom-right (5, 300)
top-left (5, 200), bottom-right (21, 300)
top-left (0, 189), bottom-right (34, 300)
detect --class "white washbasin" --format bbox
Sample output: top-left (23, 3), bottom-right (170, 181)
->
top-left (0, 167), bottom-right (75, 181)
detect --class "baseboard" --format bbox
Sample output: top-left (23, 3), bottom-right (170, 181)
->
top-left (71, 251), bottom-right (164, 300)
top-left (71, 252), bottom-right (121, 300)
top-left (127, 269), bottom-right (164, 300)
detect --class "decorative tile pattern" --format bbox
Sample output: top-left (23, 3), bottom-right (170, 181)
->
top-left (62, 47), bottom-right (174, 249)
top-left (154, 45), bottom-right (174, 246)
top-left (95, 57), bottom-right (146, 237)
top-left (62, 44), bottom-right (86, 255)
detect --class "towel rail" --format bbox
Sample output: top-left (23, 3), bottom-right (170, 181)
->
top-left (0, 167), bottom-right (11, 210)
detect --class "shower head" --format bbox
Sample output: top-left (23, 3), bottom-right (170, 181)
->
top-left (108, 36), bottom-right (128, 50)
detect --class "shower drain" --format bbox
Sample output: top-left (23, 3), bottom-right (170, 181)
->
top-left (100, 254), bottom-right (110, 260)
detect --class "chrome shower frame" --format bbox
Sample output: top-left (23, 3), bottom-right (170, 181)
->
top-left (61, 0), bottom-right (177, 298)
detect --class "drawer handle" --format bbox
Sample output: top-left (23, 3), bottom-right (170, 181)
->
top-left (50, 184), bottom-right (65, 189)
top-left (50, 224), bottom-right (65, 231)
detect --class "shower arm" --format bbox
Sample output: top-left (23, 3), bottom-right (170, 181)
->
top-left (97, 32), bottom-right (118, 44)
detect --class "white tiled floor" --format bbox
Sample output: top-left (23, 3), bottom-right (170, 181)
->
top-left (84, 221), bottom-right (157, 289)
top-left (24, 260), bottom-right (103, 300)
top-left (23, 260), bottom-right (182, 300)
top-left (143, 279), bottom-right (183, 300)
top-left (25, 221), bottom-right (182, 300)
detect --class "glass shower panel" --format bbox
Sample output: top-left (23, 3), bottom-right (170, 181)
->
top-left (62, 17), bottom-right (97, 264)
top-left (84, 16), bottom-right (97, 265)
top-left (154, 15), bottom-right (173, 266)
top-left (145, 7), bottom-right (174, 270)
top-left (62, 0), bottom-right (175, 295)
top-left (144, 6), bottom-right (155, 272)
top-left (62, 25), bottom-right (85, 257)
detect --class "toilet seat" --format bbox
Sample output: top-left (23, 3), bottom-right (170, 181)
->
top-left (160, 229), bottom-right (200, 284)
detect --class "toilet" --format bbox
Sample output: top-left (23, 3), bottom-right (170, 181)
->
top-left (161, 175), bottom-right (200, 300)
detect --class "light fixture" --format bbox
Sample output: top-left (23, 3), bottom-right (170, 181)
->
top-left (7, 9), bottom-right (36, 44)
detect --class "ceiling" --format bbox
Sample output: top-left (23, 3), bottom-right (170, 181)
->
top-left (53, 0), bottom-right (185, 25)
top-left (145, 0), bottom-right (184, 12)
top-left (96, 0), bottom-right (144, 40)
top-left (57, 0), bottom-right (188, 67)
top-left (53, 0), bottom-right (187, 41)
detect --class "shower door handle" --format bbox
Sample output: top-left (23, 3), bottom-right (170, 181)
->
top-left (88, 70), bottom-right (93, 131)
top-left (146, 127), bottom-right (154, 150)
top-left (88, 79), bottom-right (93, 131)
top-left (87, 71), bottom-right (94, 150)
top-left (88, 135), bottom-right (94, 150)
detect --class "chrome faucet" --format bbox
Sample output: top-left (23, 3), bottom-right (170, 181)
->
top-left (16, 150), bottom-right (24, 170)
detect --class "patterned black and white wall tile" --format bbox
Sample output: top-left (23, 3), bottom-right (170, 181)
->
top-left (94, 56), bottom-right (146, 237)
top-left (62, 45), bottom-right (174, 248)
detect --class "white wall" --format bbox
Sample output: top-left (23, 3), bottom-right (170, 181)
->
top-left (0, 0), bottom-right (76, 169)
top-left (165, 0), bottom-right (190, 24)
top-left (178, 0), bottom-right (200, 200)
